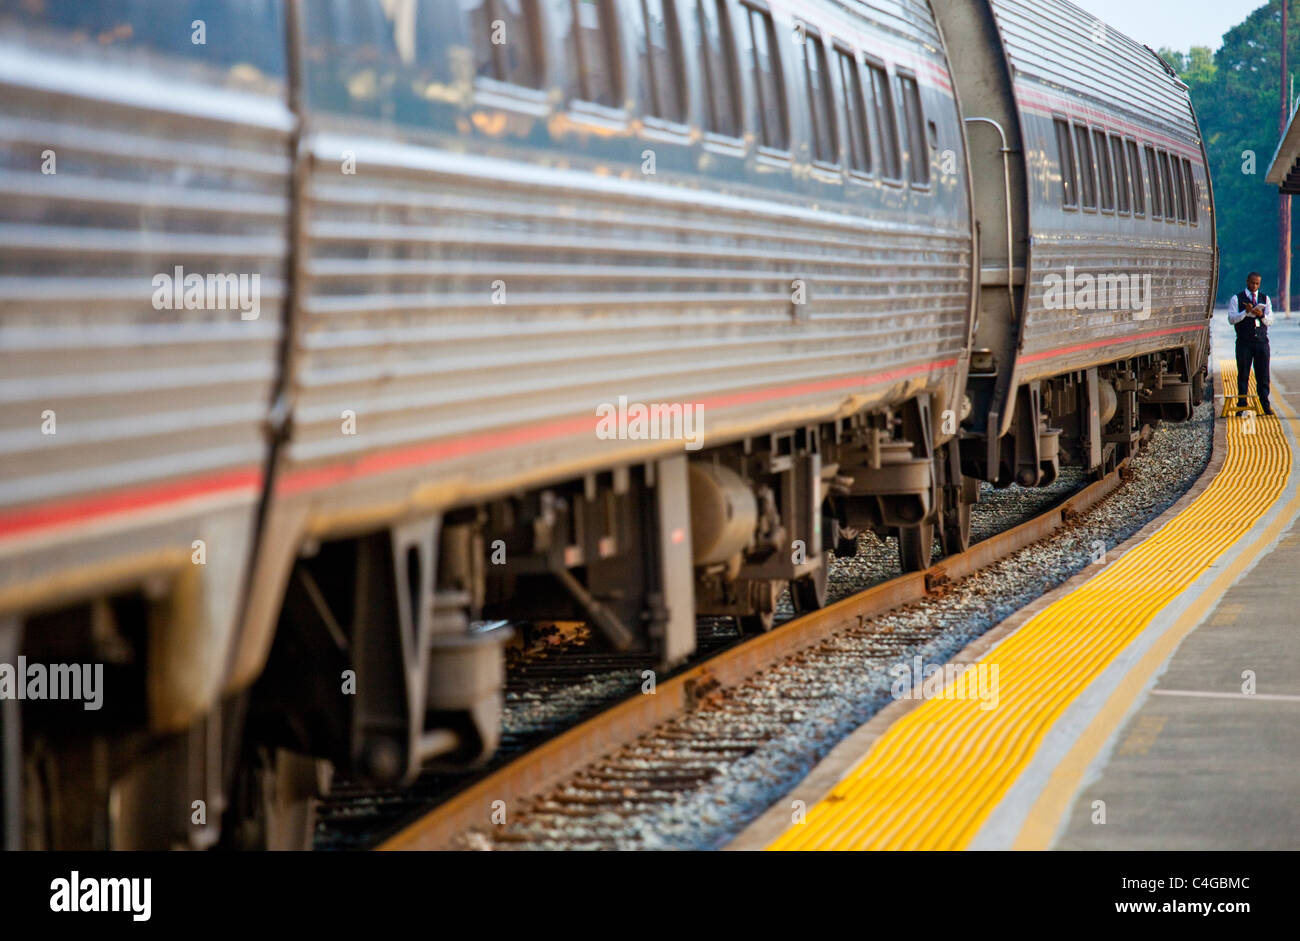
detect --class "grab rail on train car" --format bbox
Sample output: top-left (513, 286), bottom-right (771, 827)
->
top-left (964, 116), bottom-right (1017, 327)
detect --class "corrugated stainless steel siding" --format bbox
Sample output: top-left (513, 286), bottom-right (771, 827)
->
top-left (285, 134), bottom-right (969, 492)
top-left (1020, 239), bottom-right (1211, 375)
top-left (0, 44), bottom-right (290, 537)
top-left (989, 0), bottom-right (1214, 383)
top-left (991, 0), bottom-right (1194, 136)
top-left (832, 0), bottom-right (944, 48)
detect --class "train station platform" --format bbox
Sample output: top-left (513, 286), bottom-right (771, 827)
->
top-left (733, 316), bottom-right (1300, 850)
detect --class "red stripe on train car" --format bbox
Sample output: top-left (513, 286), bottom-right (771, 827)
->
top-left (1, 323), bottom-right (1210, 540)
top-left (275, 415), bottom-right (600, 496)
top-left (0, 361), bottom-right (962, 536)
top-left (0, 467), bottom-right (263, 542)
top-left (1018, 323), bottom-right (1206, 365)
top-left (276, 358), bottom-right (962, 495)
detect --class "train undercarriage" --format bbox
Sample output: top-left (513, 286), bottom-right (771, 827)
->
top-left (962, 349), bottom-right (1206, 489)
top-left (2, 343), bottom-right (1205, 850)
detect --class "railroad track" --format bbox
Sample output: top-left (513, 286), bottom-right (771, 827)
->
top-left (314, 473), bottom-right (1088, 849)
top-left (375, 462), bottom-right (1134, 850)
top-left (314, 621), bottom-right (743, 849)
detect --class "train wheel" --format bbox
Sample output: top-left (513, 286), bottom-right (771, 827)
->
top-left (20, 743), bottom-right (52, 850)
top-left (224, 747), bottom-right (328, 851)
top-left (790, 564), bottom-right (828, 615)
top-left (940, 501), bottom-right (971, 557)
top-left (736, 580), bottom-right (781, 634)
top-left (940, 469), bottom-right (975, 558)
top-left (898, 523), bottom-right (934, 572)
top-left (827, 514), bottom-right (860, 558)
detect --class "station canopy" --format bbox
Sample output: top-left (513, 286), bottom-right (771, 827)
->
top-left (1268, 102), bottom-right (1300, 193)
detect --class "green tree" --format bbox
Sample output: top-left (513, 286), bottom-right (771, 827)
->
top-left (1187, 46), bottom-right (1218, 84)
top-left (1176, 1), bottom-right (1299, 304)
top-left (1158, 47), bottom-right (1186, 73)
top-left (1159, 46), bottom-right (1217, 83)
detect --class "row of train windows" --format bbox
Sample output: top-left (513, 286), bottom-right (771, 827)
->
top-left (467, 0), bottom-right (929, 184)
top-left (1053, 118), bottom-right (1199, 224)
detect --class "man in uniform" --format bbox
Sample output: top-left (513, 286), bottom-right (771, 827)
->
top-left (1227, 271), bottom-right (1274, 415)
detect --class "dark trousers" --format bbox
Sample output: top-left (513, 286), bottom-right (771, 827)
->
top-left (1236, 339), bottom-right (1271, 410)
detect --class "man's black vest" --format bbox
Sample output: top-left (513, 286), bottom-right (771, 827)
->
top-left (1235, 289), bottom-right (1269, 343)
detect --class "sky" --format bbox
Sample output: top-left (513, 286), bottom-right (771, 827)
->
top-left (1068, 0), bottom-right (1268, 53)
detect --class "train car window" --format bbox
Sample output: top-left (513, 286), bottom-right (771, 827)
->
top-left (743, 4), bottom-right (788, 150)
top-left (1109, 134), bottom-right (1130, 213)
top-left (631, 0), bottom-right (687, 122)
top-left (1093, 128), bottom-right (1114, 212)
top-left (1183, 157), bottom-right (1199, 224)
top-left (302, 0), bottom-right (462, 123)
top-left (797, 29), bottom-right (837, 164)
top-left (1159, 150), bottom-right (1177, 222)
top-left (1126, 139), bottom-right (1145, 216)
top-left (563, 0), bottom-right (622, 107)
top-left (466, 0), bottom-right (544, 87)
top-left (1054, 119), bottom-right (1078, 207)
top-left (867, 62), bottom-right (901, 180)
top-left (1144, 145), bottom-right (1163, 218)
top-left (0, 0), bottom-right (288, 89)
top-left (898, 74), bottom-right (929, 185)
top-left (1169, 156), bottom-right (1187, 222)
top-left (1073, 124), bottom-right (1097, 209)
top-left (836, 47), bottom-right (871, 173)
top-left (696, 0), bottom-right (741, 137)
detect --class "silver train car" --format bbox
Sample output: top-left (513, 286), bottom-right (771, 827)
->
top-left (936, 0), bottom-right (1215, 486)
top-left (0, 0), bottom-right (1209, 850)
top-left (0, 0), bottom-right (294, 849)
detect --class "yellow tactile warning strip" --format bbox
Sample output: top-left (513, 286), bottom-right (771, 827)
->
top-left (769, 363), bottom-right (1289, 850)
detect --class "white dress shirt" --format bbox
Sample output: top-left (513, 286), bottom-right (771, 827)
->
top-left (1228, 290), bottom-right (1274, 327)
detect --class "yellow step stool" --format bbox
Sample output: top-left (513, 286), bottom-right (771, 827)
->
top-left (1220, 394), bottom-right (1264, 419)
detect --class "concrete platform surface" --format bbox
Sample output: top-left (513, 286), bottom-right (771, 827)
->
top-left (1054, 311), bottom-right (1300, 850)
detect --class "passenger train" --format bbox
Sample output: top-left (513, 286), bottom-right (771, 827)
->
top-left (0, 0), bottom-right (1214, 848)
